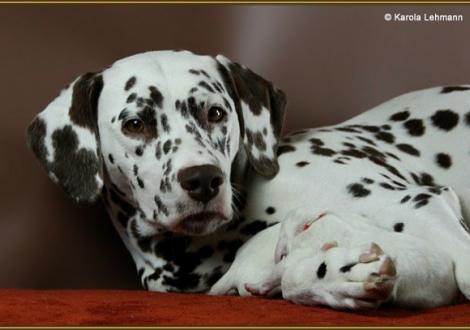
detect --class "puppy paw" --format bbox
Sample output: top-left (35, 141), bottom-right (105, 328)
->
top-left (244, 283), bottom-right (272, 296)
top-left (285, 243), bottom-right (398, 310)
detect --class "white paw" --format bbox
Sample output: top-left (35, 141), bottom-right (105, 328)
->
top-left (283, 242), bottom-right (398, 310)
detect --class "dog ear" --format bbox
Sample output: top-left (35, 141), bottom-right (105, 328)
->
top-left (216, 55), bottom-right (287, 178)
top-left (26, 72), bottom-right (104, 203)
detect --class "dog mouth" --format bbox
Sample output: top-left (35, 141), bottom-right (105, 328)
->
top-left (172, 211), bottom-right (229, 235)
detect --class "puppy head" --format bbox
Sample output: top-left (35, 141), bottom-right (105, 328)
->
top-left (27, 50), bottom-right (287, 236)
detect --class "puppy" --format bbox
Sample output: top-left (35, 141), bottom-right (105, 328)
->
top-left (210, 208), bottom-right (459, 309)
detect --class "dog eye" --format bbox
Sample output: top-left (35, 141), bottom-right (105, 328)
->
top-left (207, 106), bottom-right (227, 123)
top-left (123, 119), bottom-right (144, 134)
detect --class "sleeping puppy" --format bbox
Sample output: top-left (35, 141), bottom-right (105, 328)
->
top-left (209, 208), bottom-right (459, 309)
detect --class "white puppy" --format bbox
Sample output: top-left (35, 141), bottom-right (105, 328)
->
top-left (210, 208), bottom-right (459, 309)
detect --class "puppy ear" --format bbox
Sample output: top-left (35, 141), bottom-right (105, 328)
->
top-left (216, 55), bottom-right (287, 178)
top-left (26, 72), bottom-right (104, 203)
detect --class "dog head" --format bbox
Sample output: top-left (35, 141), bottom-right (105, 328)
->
top-left (27, 50), bottom-right (286, 236)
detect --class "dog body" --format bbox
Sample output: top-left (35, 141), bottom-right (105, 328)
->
top-left (210, 210), bottom-right (459, 309)
top-left (240, 85), bottom-right (470, 304)
top-left (28, 51), bottom-right (470, 307)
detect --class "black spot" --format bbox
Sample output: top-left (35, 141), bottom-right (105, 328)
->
top-left (390, 110), bottom-right (410, 122)
top-left (277, 145), bottom-right (296, 156)
top-left (125, 76), bottom-right (136, 91)
top-left (400, 195), bottom-right (411, 203)
top-left (368, 156), bottom-right (407, 181)
top-left (161, 114), bottom-right (170, 132)
top-left (198, 81), bottom-right (215, 93)
top-left (362, 146), bottom-right (386, 159)
top-left (111, 116), bottom-right (116, 123)
top-left (347, 183), bottom-right (371, 198)
top-left (296, 161), bottom-right (309, 167)
top-left (340, 149), bottom-right (367, 159)
top-left (149, 86), bottom-right (163, 108)
top-left (250, 131), bottom-right (267, 151)
top-left (309, 138), bottom-right (324, 146)
top-left (361, 125), bottom-right (381, 133)
top-left (386, 152), bottom-right (400, 160)
top-left (154, 195), bottom-right (169, 216)
top-left (375, 132), bottom-right (395, 144)
top-left (380, 182), bottom-right (396, 190)
top-left (68, 73), bottom-right (103, 132)
top-left (136, 146), bottom-right (144, 156)
top-left (394, 222), bottom-right (404, 232)
top-left (108, 154), bottom-right (114, 164)
top-left (336, 127), bottom-right (362, 133)
top-left (414, 193), bottom-right (431, 201)
top-left (312, 147), bottom-right (336, 157)
top-left (415, 200), bottom-right (429, 208)
top-left (188, 69), bottom-right (200, 75)
top-left (163, 140), bottom-right (172, 154)
top-left (428, 186), bottom-right (443, 195)
top-left (431, 110), bottom-right (459, 131)
top-left (32, 125), bottom-right (101, 203)
top-left (382, 124), bottom-right (391, 130)
top-left (362, 178), bottom-right (374, 184)
top-left (413, 193), bottom-right (432, 208)
top-left (200, 70), bottom-right (210, 78)
top-left (420, 173), bottom-right (435, 186)
top-left (436, 153), bottom-right (452, 169)
top-left (339, 263), bottom-right (355, 273)
top-left (127, 93), bottom-right (137, 103)
top-left (146, 268), bottom-right (162, 283)
top-left (212, 82), bottom-right (223, 93)
top-left (441, 86), bottom-right (470, 94)
top-left (396, 143), bottom-right (420, 156)
top-left (137, 177), bottom-right (145, 189)
top-left (403, 119), bottom-right (425, 136)
top-left (465, 112), bottom-right (470, 127)
top-left (240, 220), bottom-right (268, 235)
top-left (356, 136), bottom-right (376, 146)
top-left (317, 262), bottom-right (327, 279)
top-left (266, 207), bottom-right (276, 215)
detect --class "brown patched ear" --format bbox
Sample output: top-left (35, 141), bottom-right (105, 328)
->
top-left (216, 55), bottom-right (287, 178)
top-left (26, 72), bottom-right (104, 203)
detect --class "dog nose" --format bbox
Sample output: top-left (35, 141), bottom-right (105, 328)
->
top-left (178, 165), bottom-right (224, 203)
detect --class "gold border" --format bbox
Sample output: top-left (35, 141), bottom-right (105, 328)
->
top-left (3, 328), bottom-right (470, 330)
top-left (2, 1), bottom-right (470, 329)
top-left (2, 1), bottom-right (470, 4)
top-left (0, 326), bottom-right (470, 330)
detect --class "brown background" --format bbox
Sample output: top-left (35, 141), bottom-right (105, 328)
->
top-left (1, 4), bottom-right (470, 289)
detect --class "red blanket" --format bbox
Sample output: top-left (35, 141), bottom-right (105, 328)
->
top-left (0, 289), bottom-right (468, 326)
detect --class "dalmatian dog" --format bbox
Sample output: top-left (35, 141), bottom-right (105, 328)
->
top-left (209, 208), bottom-right (459, 309)
top-left (27, 50), bottom-right (470, 309)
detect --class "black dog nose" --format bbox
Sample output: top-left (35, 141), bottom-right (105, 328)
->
top-left (178, 165), bottom-right (224, 203)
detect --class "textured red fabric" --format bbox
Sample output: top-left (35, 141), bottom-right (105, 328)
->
top-left (0, 289), bottom-right (468, 326)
